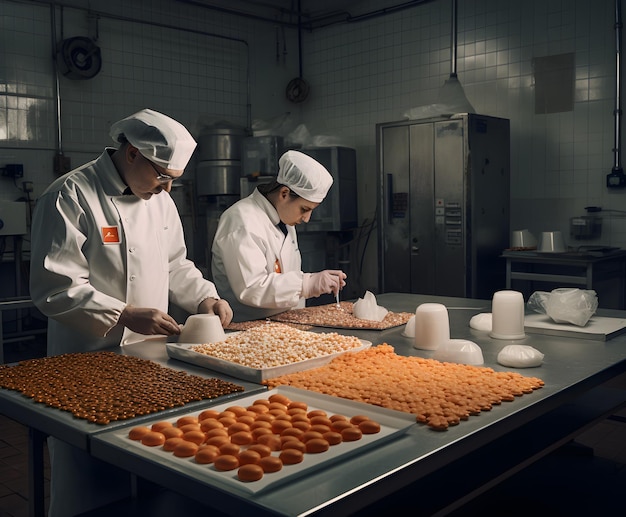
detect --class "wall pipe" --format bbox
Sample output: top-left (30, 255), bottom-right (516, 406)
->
top-left (50, 3), bottom-right (63, 155)
top-left (613, 0), bottom-right (623, 175)
top-left (14, 0), bottom-right (252, 131)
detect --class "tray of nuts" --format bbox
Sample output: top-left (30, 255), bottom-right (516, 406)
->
top-left (166, 322), bottom-right (371, 382)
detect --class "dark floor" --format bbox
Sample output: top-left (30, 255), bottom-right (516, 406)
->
top-left (1, 335), bottom-right (626, 516)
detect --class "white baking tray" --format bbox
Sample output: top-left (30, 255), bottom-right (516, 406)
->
top-left (166, 337), bottom-right (371, 382)
top-left (98, 386), bottom-right (415, 495)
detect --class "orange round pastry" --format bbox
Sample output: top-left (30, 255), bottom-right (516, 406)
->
top-left (163, 436), bottom-right (185, 452)
top-left (183, 430), bottom-right (206, 445)
top-left (331, 420), bottom-right (354, 432)
top-left (310, 424), bottom-right (331, 434)
top-left (198, 409), bottom-right (220, 421)
top-left (151, 421), bottom-right (173, 432)
top-left (227, 422), bottom-right (251, 435)
top-left (279, 448), bottom-right (304, 465)
top-left (358, 420), bottom-right (381, 434)
top-left (257, 433), bottom-right (281, 451)
top-left (287, 401), bottom-right (308, 411)
top-left (323, 431), bottom-right (343, 445)
top-left (195, 445), bottom-right (220, 464)
top-left (349, 415), bottom-right (371, 425)
top-left (292, 420), bottom-right (311, 432)
top-left (176, 415), bottom-right (198, 427)
top-left (214, 454), bottom-right (239, 471)
top-left (141, 431), bottom-right (166, 447)
top-left (128, 426), bottom-right (151, 441)
top-left (238, 463), bottom-right (264, 482)
top-left (301, 431), bottom-right (324, 442)
top-left (271, 419), bottom-right (293, 434)
top-left (205, 427), bottom-right (228, 439)
top-left (224, 405), bottom-right (247, 417)
top-left (259, 455), bottom-right (283, 473)
top-left (305, 438), bottom-right (330, 453)
top-left (247, 443), bottom-right (272, 458)
top-left (310, 416), bottom-right (333, 427)
top-left (268, 393), bottom-right (291, 406)
top-left (280, 439), bottom-right (306, 453)
top-left (252, 427), bottom-right (273, 441)
top-left (238, 449), bottom-right (262, 466)
top-left (341, 427), bottom-right (363, 442)
top-left (200, 419), bottom-right (224, 432)
top-left (173, 440), bottom-right (198, 457)
top-left (219, 442), bottom-right (241, 456)
top-left (237, 415), bottom-right (256, 426)
top-left (161, 426), bottom-right (184, 439)
top-left (205, 435), bottom-right (229, 448)
top-left (230, 431), bottom-right (253, 446)
top-left (179, 423), bottom-right (201, 434)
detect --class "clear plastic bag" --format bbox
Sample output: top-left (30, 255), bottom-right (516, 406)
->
top-left (527, 288), bottom-right (598, 327)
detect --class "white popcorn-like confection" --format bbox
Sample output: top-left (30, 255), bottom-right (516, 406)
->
top-left (191, 322), bottom-right (362, 368)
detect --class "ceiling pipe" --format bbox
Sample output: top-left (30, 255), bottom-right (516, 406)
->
top-left (175, 0), bottom-right (434, 31)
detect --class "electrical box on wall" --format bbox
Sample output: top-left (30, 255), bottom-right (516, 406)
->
top-left (0, 201), bottom-right (28, 235)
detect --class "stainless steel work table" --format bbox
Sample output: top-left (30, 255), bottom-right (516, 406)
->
top-left (88, 293), bottom-right (626, 516)
top-left (0, 341), bottom-right (266, 517)
top-left (502, 249), bottom-right (626, 309)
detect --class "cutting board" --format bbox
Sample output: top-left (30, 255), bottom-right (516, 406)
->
top-left (524, 313), bottom-right (626, 341)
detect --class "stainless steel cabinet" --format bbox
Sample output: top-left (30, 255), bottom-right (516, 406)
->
top-left (377, 114), bottom-right (510, 299)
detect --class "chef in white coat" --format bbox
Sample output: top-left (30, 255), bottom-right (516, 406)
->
top-left (211, 150), bottom-right (347, 322)
top-left (30, 108), bottom-right (232, 516)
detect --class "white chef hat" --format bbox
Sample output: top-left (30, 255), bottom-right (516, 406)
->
top-left (109, 108), bottom-right (197, 171)
top-left (277, 150), bottom-right (333, 203)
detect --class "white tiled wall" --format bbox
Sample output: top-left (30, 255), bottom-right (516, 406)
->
top-left (1, 0), bottom-right (625, 295)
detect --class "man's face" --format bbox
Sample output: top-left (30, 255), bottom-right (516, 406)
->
top-left (127, 149), bottom-right (183, 200)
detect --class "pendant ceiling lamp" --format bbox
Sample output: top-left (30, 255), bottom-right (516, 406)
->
top-left (436, 0), bottom-right (474, 113)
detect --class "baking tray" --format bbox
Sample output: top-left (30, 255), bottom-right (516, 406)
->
top-left (94, 386), bottom-right (415, 495)
top-left (268, 302), bottom-right (413, 330)
top-left (524, 313), bottom-right (626, 341)
top-left (166, 338), bottom-right (371, 382)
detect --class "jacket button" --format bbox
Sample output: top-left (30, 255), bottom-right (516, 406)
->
top-left (129, 275), bottom-right (136, 281)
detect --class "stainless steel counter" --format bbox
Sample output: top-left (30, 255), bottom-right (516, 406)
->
top-left (91, 293), bottom-right (626, 516)
top-left (3, 293), bottom-right (626, 516)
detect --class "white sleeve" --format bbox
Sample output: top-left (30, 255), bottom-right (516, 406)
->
top-left (29, 191), bottom-right (125, 337)
top-left (215, 227), bottom-right (303, 309)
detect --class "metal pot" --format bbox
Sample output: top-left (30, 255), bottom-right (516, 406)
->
top-left (196, 160), bottom-right (241, 196)
top-left (197, 127), bottom-right (246, 162)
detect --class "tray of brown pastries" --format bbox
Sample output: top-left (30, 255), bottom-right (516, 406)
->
top-left (269, 301), bottom-right (413, 330)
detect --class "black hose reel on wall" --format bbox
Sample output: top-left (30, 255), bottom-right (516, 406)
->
top-left (57, 36), bottom-right (102, 80)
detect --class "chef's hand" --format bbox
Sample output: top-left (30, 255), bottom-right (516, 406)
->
top-left (118, 305), bottom-right (181, 336)
top-left (302, 270), bottom-right (347, 299)
top-left (198, 298), bottom-right (233, 327)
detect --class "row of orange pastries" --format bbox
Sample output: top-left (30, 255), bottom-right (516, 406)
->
top-left (264, 344), bottom-right (544, 431)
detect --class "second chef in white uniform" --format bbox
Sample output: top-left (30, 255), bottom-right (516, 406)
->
top-left (211, 150), bottom-right (347, 322)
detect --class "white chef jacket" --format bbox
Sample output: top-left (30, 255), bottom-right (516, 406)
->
top-left (30, 149), bottom-right (219, 356)
top-left (29, 148), bottom-right (220, 517)
top-left (211, 188), bottom-right (306, 322)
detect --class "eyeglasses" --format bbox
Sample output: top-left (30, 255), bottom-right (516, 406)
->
top-left (144, 156), bottom-right (176, 183)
